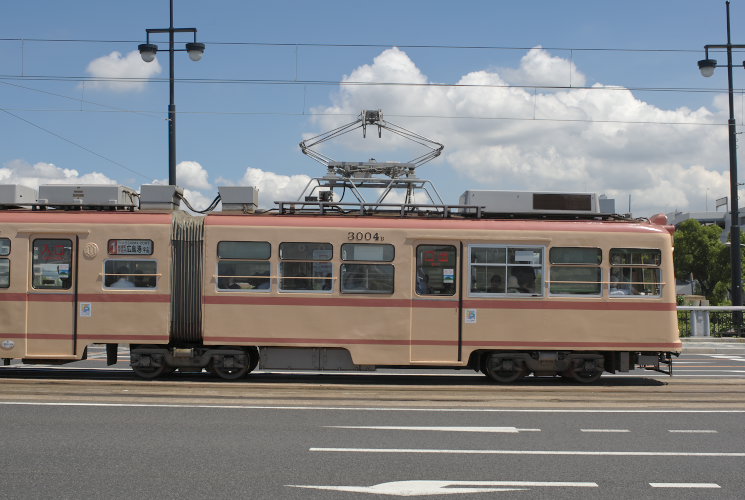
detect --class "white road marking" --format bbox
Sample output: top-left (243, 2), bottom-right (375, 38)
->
top-left (287, 480), bottom-right (597, 496)
top-left (310, 448), bottom-right (745, 457)
top-left (709, 354), bottom-right (745, 359)
top-left (668, 429), bottom-right (718, 433)
top-left (580, 429), bottom-right (630, 433)
top-left (1, 401), bottom-right (745, 413)
top-left (326, 426), bottom-right (540, 433)
top-left (649, 483), bottom-right (720, 488)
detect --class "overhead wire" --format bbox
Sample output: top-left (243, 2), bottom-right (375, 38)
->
top-left (0, 107), bottom-right (152, 181)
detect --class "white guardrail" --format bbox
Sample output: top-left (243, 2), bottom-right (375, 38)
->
top-left (677, 306), bottom-right (745, 337)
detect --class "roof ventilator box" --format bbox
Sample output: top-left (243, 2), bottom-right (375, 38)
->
top-left (459, 190), bottom-right (600, 215)
top-left (218, 186), bottom-right (258, 213)
top-left (139, 185), bottom-right (183, 211)
top-left (0, 185), bottom-right (38, 207)
top-left (37, 184), bottom-right (138, 209)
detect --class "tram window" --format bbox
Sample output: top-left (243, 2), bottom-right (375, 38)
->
top-left (104, 260), bottom-right (157, 289)
top-left (0, 259), bottom-right (8, 288)
top-left (341, 264), bottom-right (394, 294)
top-left (416, 245), bottom-right (456, 296)
top-left (341, 243), bottom-right (394, 262)
top-left (0, 238), bottom-right (9, 289)
top-left (280, 242), bottom-right (333, 292)
top-left (469, 245), bottom-right (543, 296)
top-left (549, 247), bottom-right (602, 295)
top-left (217, 241), bottom-right (271, 291)
top-left (218, 241), bottom-right (271, 260)
top-left (32, 239), bottom-right (72, 290)
top-left (610, 248), bottom-right (662, 297)
top-left (218, 261), bottom-right (271, 291)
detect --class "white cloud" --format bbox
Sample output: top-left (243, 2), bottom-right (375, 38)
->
top-left (501, 46), bottom-right (586, 88)
top-left (85, 50), bottom-right (161, 92)
top-left (0, 159), bottom-right (117, 189)
top-left (309, 47), bottom-right (732, 217)
top-left (176, 161), bottom-right (212, 190)
top-left (232, 168), bottom-right (311, 207)
top-left (0, 160), bottom-right (310, 212)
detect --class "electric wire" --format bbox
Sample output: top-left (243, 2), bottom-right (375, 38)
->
top-left (0, 107), bottom-right (151, 181)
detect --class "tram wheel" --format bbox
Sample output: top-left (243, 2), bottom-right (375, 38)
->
top-left (569, 367), bottom-right (603, 384)
top-left (210, 352), bottom-right (251, 380)
top-left (131, 361), bottom-right (168, 380)
top-left (562, 360), bottom-right (604, 384)
top-left (482, 354), bottom-right (526, 384)
top-left (130, 347), bottom-right (169, 379)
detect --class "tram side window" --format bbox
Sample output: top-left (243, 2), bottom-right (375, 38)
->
top-left (416, 245), bottom-right (457, 296)
top-left (341, 243), bottom-right (394, 294)
top-left (0, 238), bottom-right (9, 288)
top-left (610, 248), bottom-right (662, 297)
top-left (469, 245), bottom-right (544, 296)
top-left (217, 241), bottom-right (271, 291)
top-left (279, 242), bottom-right (333, 292)
top-left (32, 239), bottom-right (72, 290)
top-left (104, 260), bottom-right (158, 288)
top-left (549, 247), bottom-right (602, 296)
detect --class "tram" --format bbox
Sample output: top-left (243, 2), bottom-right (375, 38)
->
top-left (0, 112), bottom-right (681, 383)
top-left (0, 184), bottom-right (680, 383)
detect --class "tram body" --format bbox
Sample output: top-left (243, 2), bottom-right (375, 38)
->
top-left (0, 205), bottom-right (681, 382)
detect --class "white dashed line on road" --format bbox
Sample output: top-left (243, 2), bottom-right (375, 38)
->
top-left (668, 429), bottom-right (718, 433)
top-left (649, 483), bottom-right (721, 488)
top-left (326, 426), bottom-right (541, 433)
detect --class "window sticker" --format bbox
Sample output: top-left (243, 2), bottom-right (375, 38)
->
top-left (465, 309), bottom-right (477, 324)
top-left (80, 303), bottom-right (92, 317)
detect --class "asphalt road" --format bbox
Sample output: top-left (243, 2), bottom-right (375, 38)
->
top-left (1, 345), bottom-right (745, 498)
top-left (0, 402), bottom-right (742, 499)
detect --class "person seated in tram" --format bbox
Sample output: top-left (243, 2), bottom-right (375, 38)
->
top-left (487, 272), bottom-right (505, 293)
top-left (610, 270), bottom-right (633, 295)
top-left (110, 265), bottom-right (135, 288)
top-left (509, 267), bottom-right (535, 294)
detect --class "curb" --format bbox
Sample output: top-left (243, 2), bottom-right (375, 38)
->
top-left (681, 338), bottom-right (745, 354)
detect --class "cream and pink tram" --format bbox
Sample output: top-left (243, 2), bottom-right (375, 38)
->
top-left (0, 188), bottom-right (681, 382)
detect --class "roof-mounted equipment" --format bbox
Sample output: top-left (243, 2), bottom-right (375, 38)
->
top-left (286, 110), bottom-right (481, 217)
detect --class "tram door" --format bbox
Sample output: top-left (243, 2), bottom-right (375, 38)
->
top-left (410, 243), bottom-right (461, 362)
top-left (26, 236), bottom-right (78, 357)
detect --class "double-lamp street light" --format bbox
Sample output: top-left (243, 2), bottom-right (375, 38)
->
top-left (137, 0), bottom-right (204, 187)
top-left (698, 0), bottom-right (744, 329)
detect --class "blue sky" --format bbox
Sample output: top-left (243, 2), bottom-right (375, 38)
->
top-left (1, 0), bottom-right (743, 215)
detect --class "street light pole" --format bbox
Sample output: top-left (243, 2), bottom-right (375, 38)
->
top-left (138, 0), bottom-right (204, 186)
top-left (698, 0), bottom-right (744, 330)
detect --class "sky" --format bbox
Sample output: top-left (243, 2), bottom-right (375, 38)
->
top-left (1, 0), bottom-right (744, 217)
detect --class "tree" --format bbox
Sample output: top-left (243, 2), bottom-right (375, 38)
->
top-left (673, 219), bottom-right (733, 304)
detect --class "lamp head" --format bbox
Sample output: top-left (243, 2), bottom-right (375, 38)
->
top-left (698, 58), bottom-right (717, 77)
top-left (186, 42), bottom-right (205, 62)
top-left (138, 43), bottom-right (158, 63)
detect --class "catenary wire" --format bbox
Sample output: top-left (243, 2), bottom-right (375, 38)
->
top-left (0, 108), bottom-right (151, 181)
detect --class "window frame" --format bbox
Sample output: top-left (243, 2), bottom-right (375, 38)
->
top-left (279, 242), bottom-right (334, 293)
top-left (341, 243), bottom-right (395, 262)
top-left (31, 238), bottom-right (73, 290)
top-left (609, 248), bottom-right (663, 298)
top-left (340, 243), bottom-right (395, 295)
top-left (0, 258), bottom-right (9, 289)
top-left (468, 244), bottom-right (545, 298)
top-left (103, 258), bottom-right (159, 290)
top-left (0, 238), bottom-right (10, 289)
top-left (217, 241), bottom-right (272, 292)
top-left (416, 244), bottom-right (458, 297)
top-left (548, 247), bottom-right (603, 297)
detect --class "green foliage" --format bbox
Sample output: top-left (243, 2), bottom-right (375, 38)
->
top-left (673, 219), bottom-right (742, 305)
